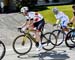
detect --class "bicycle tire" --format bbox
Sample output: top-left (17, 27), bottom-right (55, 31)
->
top-left (13, 34), bottom-right (32, 55)
top-left (0, 41), bottom-right (6, 60)
top-left (52, 30), bottom-right (66, 46)
top-left (70, 30), bottom-right (75, 43)
top-left (65, 29), bottom-right (75, 48)
top-left (41, 32), bottom-right (57, 51)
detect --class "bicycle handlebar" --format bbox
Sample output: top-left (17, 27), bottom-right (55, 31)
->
top-left (17, 28), bottom-right (25, 34)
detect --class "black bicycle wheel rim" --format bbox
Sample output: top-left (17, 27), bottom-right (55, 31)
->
top-left (13, 35), bottom-right (32, 55)
top-left (65, 29), bottom-right (75, 48)
top-left (0, 41), bottom-right (6, 60)
top-left (41, 32), bottom-right (57, 51)
top-left (52, 30), bottom-right (65, 46)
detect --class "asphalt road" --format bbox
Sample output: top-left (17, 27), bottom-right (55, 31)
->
top-left (2, 43), bottom-right (75, 60)
top-left (0, 13), bottom-right (75, 60)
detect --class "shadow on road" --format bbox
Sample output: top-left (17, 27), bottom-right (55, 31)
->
top-left (39, 50), bottom-right (69, 60)
top-left (18, 50), bottom-right (70, 60)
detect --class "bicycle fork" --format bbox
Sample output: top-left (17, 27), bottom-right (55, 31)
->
top-left (22, 35), bottom-right (27, 46)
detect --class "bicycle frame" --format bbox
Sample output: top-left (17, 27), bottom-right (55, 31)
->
top-left (21, 30), bottom-right (37, 44)
top-left (20, 28), bottom-right (48, 45)
top-left (53, 25), bottom-right (66, 36)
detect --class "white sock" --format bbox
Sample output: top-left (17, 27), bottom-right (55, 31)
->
top-left (39, 41), bottom-right (42, 46)
top-left (65, 31), bottom-right (68, 34)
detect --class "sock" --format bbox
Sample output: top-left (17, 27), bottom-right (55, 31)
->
top-left (39, 41), bottom-right (42, 46)
top-left (65, 31), bottom-right (68, 34)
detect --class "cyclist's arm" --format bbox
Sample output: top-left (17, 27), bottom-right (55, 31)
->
top-left (70, 16), bottom-right (75, 23)
top-left (70, 10), bottom-right (75, 23)
top-left (56, 19), bottom-right (60, 24)
top-left (21, 19), bottom-right (31, 28)
top-left (28, 19), bottom-right (34, 26)
top-left (22, 18), bottom-right (34, 28)
top-left (55, 15), bottom-right (60, 24)
top-left (21, 21), bottom-right (27, 28)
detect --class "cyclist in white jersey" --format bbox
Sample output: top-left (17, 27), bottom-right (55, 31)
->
top-left (20, 7), bottom-right (45, 51)
top-left (52, 7), bottom-right (69, 33)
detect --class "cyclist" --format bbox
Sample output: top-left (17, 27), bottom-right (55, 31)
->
top-left (69, 5), bottom-right (75, 27)
top-left (52, 7), bottom-right (69, 34)
top-left (20, 6), bottom-right (45, 51)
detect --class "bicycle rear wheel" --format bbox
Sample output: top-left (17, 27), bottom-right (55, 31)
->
top-left (0, 41), bottom-right (6, 60)
top-left (41, 32), bottom-right (57, 51)
top-left (65, 29), bottom-right (75, 48)
top-left (13, 35), bottom-right (32, 55)
top-left (52, 30), bottom-right (66, 46)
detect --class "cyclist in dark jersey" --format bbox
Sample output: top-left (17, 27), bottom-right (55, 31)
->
top-left (70, 5), bottom-right (75, 27)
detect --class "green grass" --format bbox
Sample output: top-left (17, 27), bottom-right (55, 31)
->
top-left (38, 5), bottom-right (73, 24)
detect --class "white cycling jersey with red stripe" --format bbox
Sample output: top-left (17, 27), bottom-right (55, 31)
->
top-left (25, 12), bottom-right (43, 23)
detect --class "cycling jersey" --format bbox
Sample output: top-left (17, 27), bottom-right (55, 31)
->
top-left (25, 12), bottom-right (43, 23)
top-left (55, 11), bottom-right (69, 28)
top-left (25, 11), bottom-right (45, 31)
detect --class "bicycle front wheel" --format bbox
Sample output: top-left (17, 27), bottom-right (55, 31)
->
top-left (41, 32), bottom-right (57, 51)
top-left (65, 29), bottom-right (75, 48)
top-left (0, 41), bottom-right (6, 60)
top-left (52, 30), bottom-right (66, 46)
top-left (13, 35), bottom-right (32, 55)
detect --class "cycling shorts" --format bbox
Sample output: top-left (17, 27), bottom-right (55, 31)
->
top-left (60, 20), bottom-right (69, 28)
top-left (33, 19), bottom-right (45, 32)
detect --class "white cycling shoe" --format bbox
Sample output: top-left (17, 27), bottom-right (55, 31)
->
top-left (36, 45), bottom-right (42, 51)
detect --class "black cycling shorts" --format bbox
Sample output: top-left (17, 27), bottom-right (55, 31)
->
top-left (33, 19), bottom-right (45, 31)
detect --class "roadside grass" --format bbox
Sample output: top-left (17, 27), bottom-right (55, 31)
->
top-left (37, 5), bottom-right (73, 24)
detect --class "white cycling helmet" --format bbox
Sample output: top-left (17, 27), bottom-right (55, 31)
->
top-left (20, 7), bottom-right (29, 13)
top-left (52, 7), bottom-right (59, 14)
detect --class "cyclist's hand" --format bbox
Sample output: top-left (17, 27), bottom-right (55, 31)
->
top-left (53, 24), bottom-right (57, 26)
top-left (18, 27), bottom-right (22, 32)
top-left (17, 26), bottom-right (22, 32)
top-left (68, 22), bottom-right (73, 27)
top-left (18, 27), bottom-right (25, 33)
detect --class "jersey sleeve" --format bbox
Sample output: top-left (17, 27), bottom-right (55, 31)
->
top-left (29, 12), bottom-right (34, 20)
top-left (25, 16), bottom-right (30, 21)
top-left (55, 12), bottom-right (63, 20)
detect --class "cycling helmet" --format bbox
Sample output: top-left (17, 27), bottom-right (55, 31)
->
top-left (52, 7), bottom-right (59, 14)
top-left (20, 7), bottom-right (28, 13)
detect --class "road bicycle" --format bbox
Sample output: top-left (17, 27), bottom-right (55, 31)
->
top-left (0, 40), bottom-right (6, 60)
top-left (13, 27), bottom-right (57, 55)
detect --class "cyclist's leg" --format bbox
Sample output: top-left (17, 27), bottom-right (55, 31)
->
top-left (61, 20), bottom-right (69, 34)
top-left (34, 20), bottom-right (45, 50)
